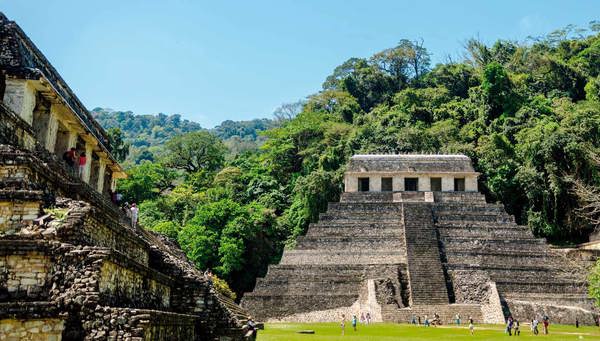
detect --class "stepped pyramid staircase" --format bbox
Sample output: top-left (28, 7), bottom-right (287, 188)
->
top-left (0, 104), bottom-right (251, 340)
top-left (242, 191), bottom-right (598, 325)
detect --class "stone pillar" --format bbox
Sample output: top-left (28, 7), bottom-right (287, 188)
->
top-left (344, 174), bottom-right (358, 192)
top-left (111, 175), bottom-right (118, 192)
top-left (393, 176), bottom-right (404, 191)
top-left (97, 160), bottom-right (107, 193)
top-left (67, 130), bottom-right (78, 149)
top-left (82, 143), bottom-right (93, 183)
top-left (441, 176), bottom-right (454, 192)
top-left (418, 175), bottom-right (431, 191)
top-left (371, 175), bottom-right (382, 192)
top-left (465, 176), bottom-right (478, 192)
top-left (44, 106), bottom-right (60, 152)
top-left (3, 79), bottom-right (36, 125)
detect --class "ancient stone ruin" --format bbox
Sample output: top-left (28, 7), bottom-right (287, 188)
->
top-left (0, 13), bottom-right (250, 340)
top-left (242, 154), bottom-right (599, 325)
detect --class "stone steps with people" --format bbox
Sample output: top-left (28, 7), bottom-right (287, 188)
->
top-left (432, 200), bottom-right (597, 325)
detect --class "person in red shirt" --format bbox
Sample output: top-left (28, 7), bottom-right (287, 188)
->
top-left (78, 152), bottom-right (86, 177)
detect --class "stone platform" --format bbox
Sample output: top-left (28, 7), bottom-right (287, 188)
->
top-left (242, 190), bottom-right (598, 325)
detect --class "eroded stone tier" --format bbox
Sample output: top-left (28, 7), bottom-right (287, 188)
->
top-left (242, 159), bottom-right (598, 325)
top-left (0, 13), bottom-right (251, 340)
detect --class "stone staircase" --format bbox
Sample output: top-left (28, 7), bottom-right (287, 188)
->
top-left (402, 203), bottom-right (449, 306)
top-left (432, 198), bottom-right (598, 324)
top-left (242, 201), bottom-right (406, 321)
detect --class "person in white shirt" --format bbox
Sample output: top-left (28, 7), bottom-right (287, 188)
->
top-left (130, 203), bottom-right (139, 228)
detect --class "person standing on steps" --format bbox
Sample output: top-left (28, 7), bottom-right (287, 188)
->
top-left (130, 202), bottom-right (138, 228)
top-left (78, 151), bottom-right (86, 178)
top-left (63, 147), bottom-right (76, 168)
top-left (340, 314), bottom-right (346, 336)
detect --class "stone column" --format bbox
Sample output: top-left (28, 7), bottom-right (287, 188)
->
top-left (465, 176), bottom-right (478, 192)
top-left (441, 176), bottom-right (454, 191)
top-left (111, 174), bottom-right (118, 192)
top-left (2, 79), bottom-right (36, 125)
top-left (44, 106), bottom-right (60, 152)
top-left (97, 160), bottom-right (107, 193)
top-left (67, 130), bottom-right (78, 149)
top-left (82, 143), bottom-right (93, 183)
top-left (393, 176), bottom-right (404, 191)
top-left (344, 174), bottom-right (358, 192)
top-left (418, 175), bottom-right (431, 191)
top-left (371, 175), bottom-right (382, 192)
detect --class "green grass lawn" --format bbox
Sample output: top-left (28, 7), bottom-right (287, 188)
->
top-left (258, 323), bottom-right (600, 340)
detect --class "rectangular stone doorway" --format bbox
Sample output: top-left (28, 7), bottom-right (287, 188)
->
top-left (358, 177), bottom-right (370, 192)
top-left (381, 177), bottom-right (393, 191)
top-left (454, 178), bottom-right (465, 191)
top-left (405, 178), bottom-right (418, 191)
top-left (430, 177), bottom-right (442, 191)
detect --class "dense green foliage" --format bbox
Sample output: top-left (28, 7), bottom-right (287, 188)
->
top-left (93, 108), bottom-right (277, 165)
top-left (113, 25), bottom-right (600, 297)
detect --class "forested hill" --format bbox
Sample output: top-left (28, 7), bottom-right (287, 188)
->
top-left (92, 108), bottom-right (277, 164)
top-left (114, 24), bottom-right (600, 296)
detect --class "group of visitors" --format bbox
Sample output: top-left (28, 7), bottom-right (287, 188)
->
top-left (122, 202), bottom-right (139, 227)
top-left (528, 315), bottom-right (550, 335)
top-left (505, 315), bottom-right (520, 335)
top-left (339, 312), bottom-right (371, 334)
top-left (62, 147), bottom-right (87, 177)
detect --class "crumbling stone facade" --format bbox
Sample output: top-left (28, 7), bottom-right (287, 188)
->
top-left (0, 13), bottom-right (250, 340)
top-left (242, 155), bottom-right (599, 325)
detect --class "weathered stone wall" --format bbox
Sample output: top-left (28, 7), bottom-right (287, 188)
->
top-left (0, 199), bottom-right (40, 234)
top-left (0, 318), bottom-right (64, 340)
top-left (99, 261), bottom-right (170, 309)
top-left (0, 253), bottom-right (50, 301)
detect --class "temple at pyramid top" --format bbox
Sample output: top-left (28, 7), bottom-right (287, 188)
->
top-left (344, 154), bottom-right (479, 192)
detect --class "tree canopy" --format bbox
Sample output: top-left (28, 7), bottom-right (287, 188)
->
top-left (112, 22), bottom-right (600, 299)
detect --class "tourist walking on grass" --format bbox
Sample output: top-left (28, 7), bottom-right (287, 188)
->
top-left (506, 316), bottom-right (513, 336)
top-left (532, 318), bottom-right (539, 335)
top-left (468, 316), bottom-right (474, 335)
top-left (366, 312), bottom-right (371, 325)
top-left (424, 315), bottom-right (430, 327)
top-left (455, 313), bottom-right (461, 326)
top-left (360, 312), bottom-right (365, 324)
top-left (352, 315), bottom-right (358, 331)
top-left (340, 314), bottom-right (346, 336)
top-left (513, 320), bottom-right (520, 336)
top-left (542, 315), bottom-right (549, 335)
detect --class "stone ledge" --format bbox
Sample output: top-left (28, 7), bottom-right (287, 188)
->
top-left (0, 301), bottom-right (58, 319)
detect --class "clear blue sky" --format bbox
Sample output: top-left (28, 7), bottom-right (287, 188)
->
top-left (1, 0), bottom-right (598, 127)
